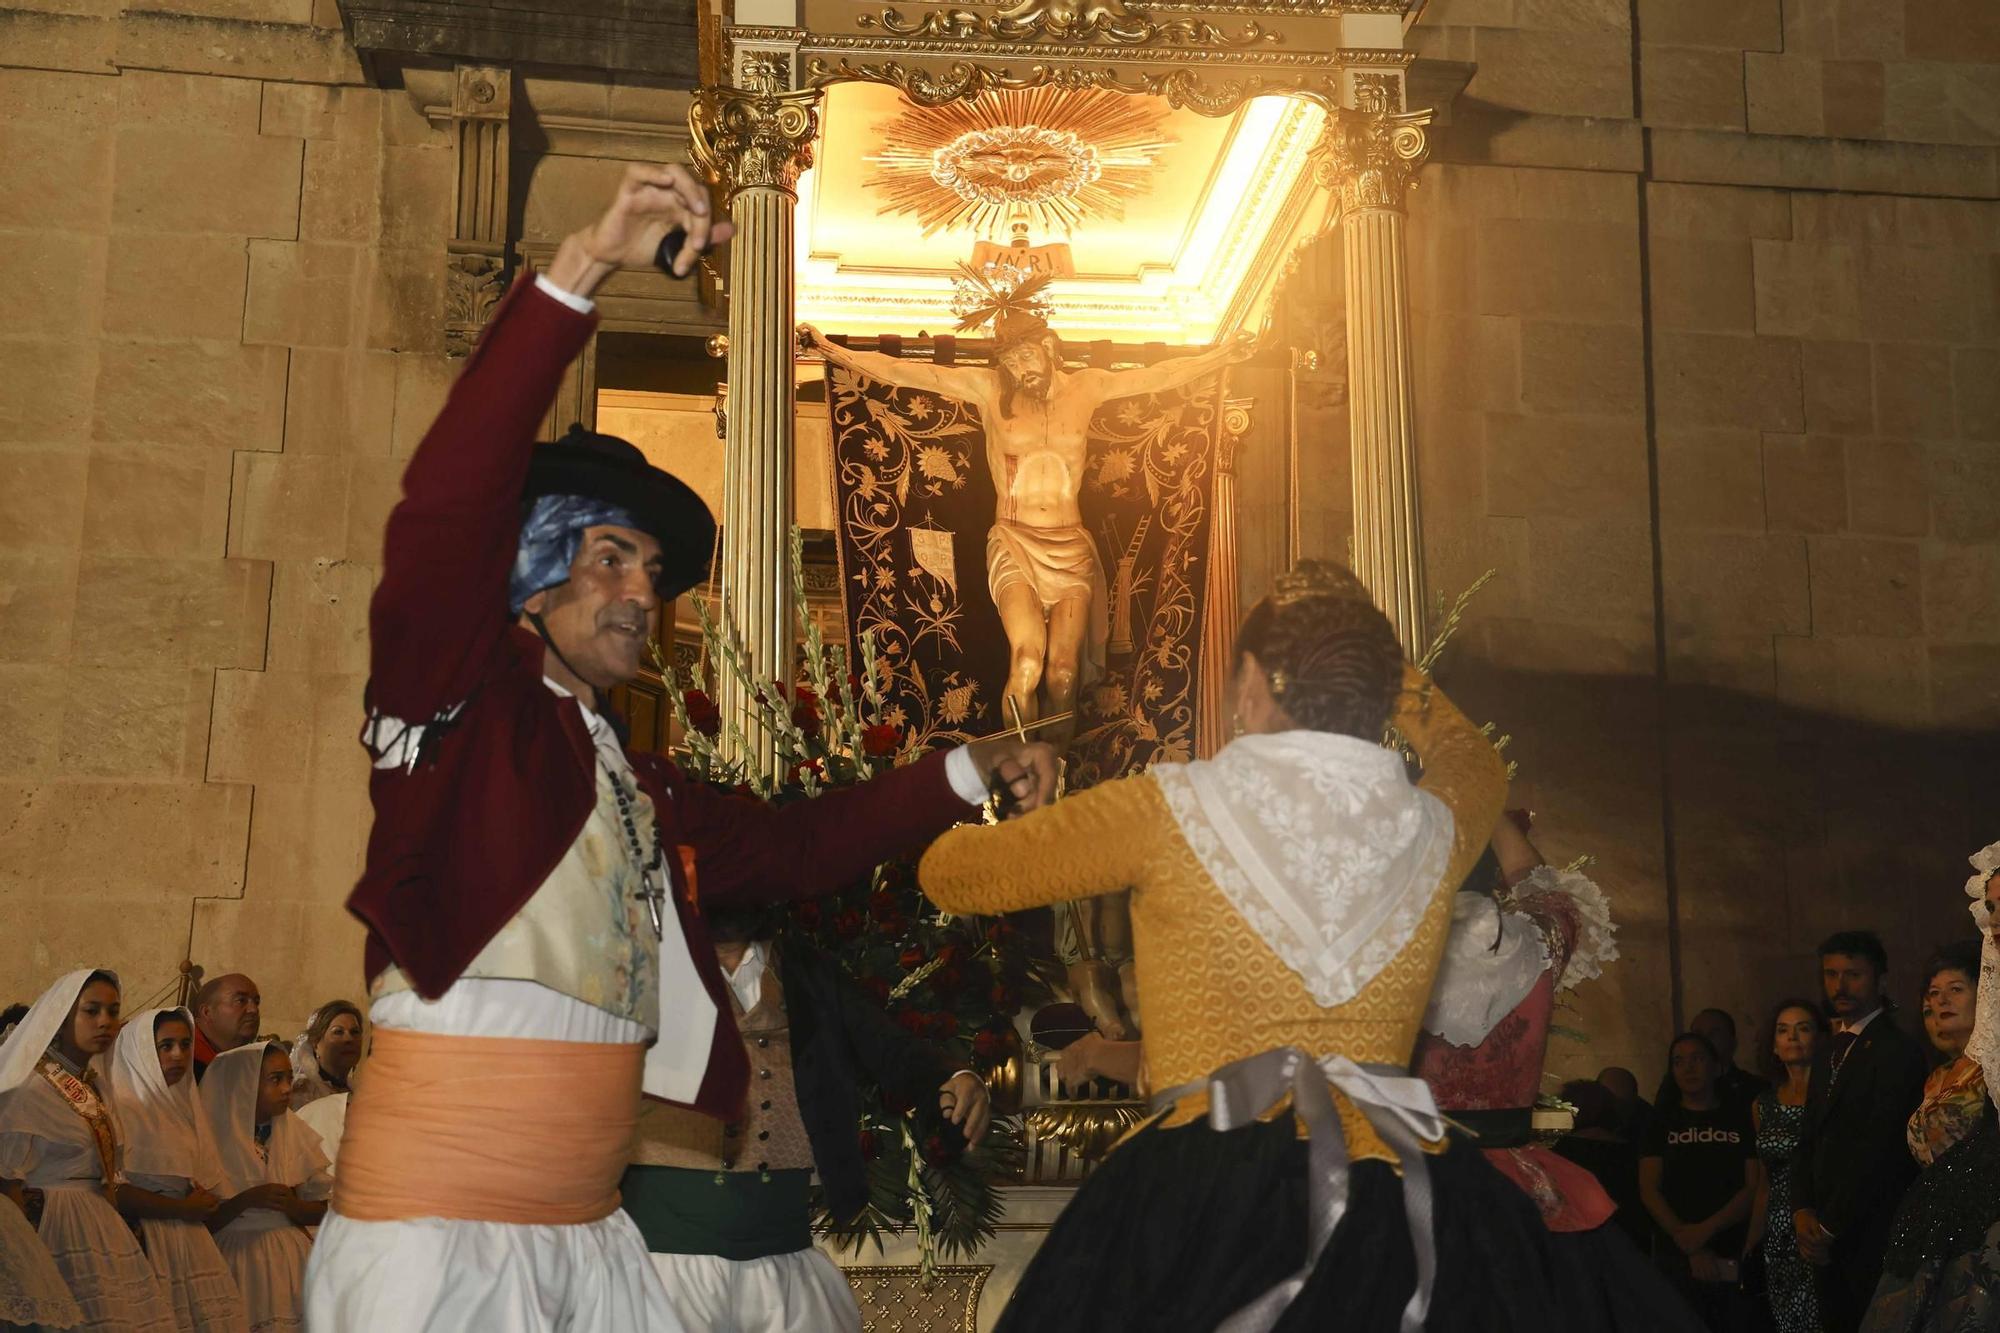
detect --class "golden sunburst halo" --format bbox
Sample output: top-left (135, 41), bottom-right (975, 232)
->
top-left (863, 88), bottom-right (1176, 238)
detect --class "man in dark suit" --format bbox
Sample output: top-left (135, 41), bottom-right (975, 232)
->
top-left (1789, 930), bottom-right (1929, 1333)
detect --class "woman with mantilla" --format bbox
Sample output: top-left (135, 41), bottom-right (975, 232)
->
top-left (919, 562), bottom-right (1569, 1332)
top-left (0, 970), bottom-right (179, 1332)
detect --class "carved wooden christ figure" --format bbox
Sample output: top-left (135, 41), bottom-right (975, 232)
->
top-left (804, 300), bottom-right (1250, 745)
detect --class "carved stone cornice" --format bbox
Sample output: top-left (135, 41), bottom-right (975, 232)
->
top-left (804, 55), bottom-right (1332, 114)
top-left (443, 65), bottom-right (513, 358)
top-left (690, 56), bottom-right (823, 198)
top-left (855, 0), bottom-right (1280, 48)
top-left (1314, 103), bottom-right (1431, 214)
top-left (336, 0), bottom-right (698, 85)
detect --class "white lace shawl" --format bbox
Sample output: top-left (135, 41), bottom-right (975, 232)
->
top-left (1520, 863), bottom-right (1621, 993)
top-left (1966, 841), bottom-right (2000, 1086)
top-left (1419, 864), bottom-right (1621, 1047)
top-left (1152, 731), bottom-right (1453, 1008)
top-left (1422, 893), bottom-right (1549, 1047)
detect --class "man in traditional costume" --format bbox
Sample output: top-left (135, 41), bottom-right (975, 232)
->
top-left (623, 906), bottom-right (990, 1332)
top-left (302, 164), bottom-right (1055, 1333)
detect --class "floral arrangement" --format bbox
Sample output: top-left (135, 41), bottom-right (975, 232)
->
top-left (657, 530), bottom-right (1049, 1277)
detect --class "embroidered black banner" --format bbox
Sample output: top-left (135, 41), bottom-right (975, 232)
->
top-left (826, 361), bottom-right (1225, 788)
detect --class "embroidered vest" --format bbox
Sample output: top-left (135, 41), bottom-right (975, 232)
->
top-left (372, 764), bottom-right (661, 1030)
top-left (630, 969), bottom-right (814, 1174)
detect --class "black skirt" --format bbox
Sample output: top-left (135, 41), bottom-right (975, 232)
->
top-left (994, 1111), bottom-right (1702, 1333)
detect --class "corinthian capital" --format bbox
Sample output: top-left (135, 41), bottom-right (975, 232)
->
top-left (690, 55), bottom-right (822, 198)
top-left (1313, 105), bottom-right (1433, 214)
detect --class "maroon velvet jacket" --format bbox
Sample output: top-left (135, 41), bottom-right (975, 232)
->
top-left (346, 275), bottom-right (973, 1119)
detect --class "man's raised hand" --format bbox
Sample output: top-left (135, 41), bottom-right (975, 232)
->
top-left (547, 164), bottom-right (736, 298)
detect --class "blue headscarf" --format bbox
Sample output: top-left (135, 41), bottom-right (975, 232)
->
top-left (509, 493), bottom-right (641, 614)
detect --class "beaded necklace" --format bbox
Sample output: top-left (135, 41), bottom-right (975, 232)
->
top-left (604, 759), bottom-right (669, 940)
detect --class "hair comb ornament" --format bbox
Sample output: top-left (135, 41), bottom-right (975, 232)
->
top-left (1270, 561), bottom-right (1370, 607)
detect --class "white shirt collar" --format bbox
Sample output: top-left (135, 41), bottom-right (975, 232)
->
top-left (1835, 1005), bottom-right (1884, 1037)
top-left (723, 942), bottom-right (768, 1015)
top-left (543, 677), bottom-right (631, 777)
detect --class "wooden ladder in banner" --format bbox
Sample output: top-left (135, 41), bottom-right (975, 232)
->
top-left (1105, 515), bottom-right (1152, 657)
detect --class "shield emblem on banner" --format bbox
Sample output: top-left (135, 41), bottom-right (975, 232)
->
top-left (909, 524), bottom-right (958, 595)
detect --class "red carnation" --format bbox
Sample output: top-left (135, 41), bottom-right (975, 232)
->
top-left (984, 919), bottom-right (1014, 943)
top-left (793, 900), bottom-right (822, 930)
top-left (899, 945), bottom-right (927, 970)
top-left (784, 758), bottom-right (825, 786)
top-left (895, 1010), bottom-right (927, 1036)
top-left (928, 1011), bottom-right (959, 1039)
top-left (923, 1134), bottom-right (951, 1166)
top-left (869, 889), bottom-right (900, 922)
top-left (682, 688), bottom-right (721, 738)
top-left (788, 683), bottom-right (822, 739)
top-left (861, 977), bottom-right (892, 1005)
top-left (973, 1029), bottom-right (1011, 1061)
top-left (858, 1129), bottom-right (880, 1161)
top-left (860, 723), bottom-right (901, 758)
top-left (833, 909), bottom-right (864, 940)
top-left (990, 982), bottom-right (1019, 1010)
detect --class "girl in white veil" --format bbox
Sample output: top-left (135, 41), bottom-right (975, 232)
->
top-left (0, 969), bottom-right (178, 1332)
top-left (199, 1042), bottom-right (331, 1333)
top-left (108, 1009), bottom-right (250, 1333)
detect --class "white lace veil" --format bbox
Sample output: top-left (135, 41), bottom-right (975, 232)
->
top-left (1152, 731), bottom-right (1453, 1008)
top-left (1965, 841), bottom-right (2000, 1086)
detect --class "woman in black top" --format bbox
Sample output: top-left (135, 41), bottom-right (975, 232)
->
top-left (1641, 1032), bottom-right (1758, 1331)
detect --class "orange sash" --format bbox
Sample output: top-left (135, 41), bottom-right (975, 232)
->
top-left (331, 1028), bottom-right (644, 1226)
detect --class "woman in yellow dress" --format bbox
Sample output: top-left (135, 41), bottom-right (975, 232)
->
top-left (919, 564), bottom-right (1564, 1332)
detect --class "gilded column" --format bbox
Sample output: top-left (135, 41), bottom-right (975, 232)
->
top-left (1317, 97), bottom-right (1432, 656)
top-left (1198, 397), bottom-right (1252, 760)
top-left (689, 55), bottom-right (821, 774)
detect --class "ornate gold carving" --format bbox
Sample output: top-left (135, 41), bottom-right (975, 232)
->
top-left (689, 56), bottom-right (823, 198)
top-left (1025, 1100), bottom-right (1151, 1160)
top-left (842, 1266), bottom-right (991, 1331)
top-left (807, 56), bottom-right (1323, 116)
top-left (1352, 69), bottom-right (1403, 111)
top-left (736, 23), bottom-right (1347, 61)
top-left (1314, 104), bottom-right (1431, 213)
top-left (1219, 394), bottom-right (1255, 475)
top-left (866, 89), bottom-right (1172, 235)
top-left (857, 0), bottom-right (1278, 47)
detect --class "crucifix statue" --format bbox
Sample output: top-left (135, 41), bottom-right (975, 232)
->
top-left (803, 272), bottom-right (1252, 747)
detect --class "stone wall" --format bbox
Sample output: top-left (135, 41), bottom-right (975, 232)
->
top-left (1387, 0), bottom-right (2000, 1080)
top-left (1, 2), bottom-right (447, 1029)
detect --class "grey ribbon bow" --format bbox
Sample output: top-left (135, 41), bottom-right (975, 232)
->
top-left (1152, 1047), bottom-right (1446, 1333)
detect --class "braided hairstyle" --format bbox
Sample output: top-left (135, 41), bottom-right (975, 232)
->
top-left (1235, 560), bottom-right (1402, 740)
